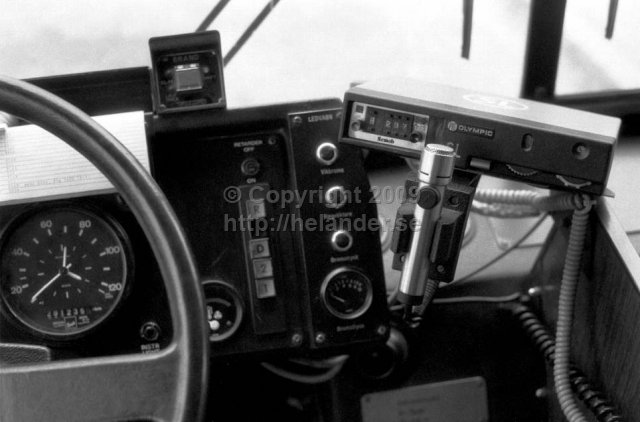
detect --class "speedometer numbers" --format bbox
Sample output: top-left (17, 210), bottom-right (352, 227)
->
top-left (0, 207), bottom-right (130, 337)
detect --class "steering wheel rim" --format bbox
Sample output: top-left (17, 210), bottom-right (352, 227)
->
top-left (0, 75), bottom-right (209, 421)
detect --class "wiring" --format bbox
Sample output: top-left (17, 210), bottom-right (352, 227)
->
top-left (450, 213), bottom-right (548, 285)
top-left (432, 292), bottom-right (521, 304)
top-left (390, 292), bottom-right (522, 312)
top-left (261, 355), bottom-right (349, 385)
top-left (471, 201), bottom-right (541, 218)
top-left (511, 303), bottom-right (624, 422)
top-left (554, 196), bottom-right (593, 422)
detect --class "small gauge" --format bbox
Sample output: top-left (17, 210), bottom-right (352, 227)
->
top-left (203, 280), bottom-right (244, 342)
top-left (321, 267), bottom-right (373, 320)
top-left (0, 206), bottom-right (131, 337)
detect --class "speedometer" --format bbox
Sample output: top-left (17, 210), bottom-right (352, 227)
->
top-left (0, 206), bottom-right (131, 337)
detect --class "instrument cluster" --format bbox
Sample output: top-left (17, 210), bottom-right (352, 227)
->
top-left (0, 196), bottom-right (173, 358)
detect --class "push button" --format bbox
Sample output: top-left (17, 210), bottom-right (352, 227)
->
top-left (316, 142), bottom-right (338, 166)
top-left (325, 186), bottom-right (347, 209)
top-left (253, 258), bottom-right (274, 279)
top-left (241, 158), bottom-right (261, 176)
top-left (245, 199), bottom-right (266, 219)
top-left (256, 278), bottom-right (276, 299)
top-left (249, 238), bottom-right (270, 258)
top-left (331, 230), bottom-right (353, 252)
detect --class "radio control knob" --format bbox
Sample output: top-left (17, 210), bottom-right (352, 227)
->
top-left (316, 142), bottom-right (338, 166)
top-left (325, 186), bottom-right (347, 209)
top-left (331, 230), bottom-right (353, 252)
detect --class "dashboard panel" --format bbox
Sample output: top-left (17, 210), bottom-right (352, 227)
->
top-left (148, 100), bottom-right (389, 357)
top-left (0, 96), bottom-right (390, 362)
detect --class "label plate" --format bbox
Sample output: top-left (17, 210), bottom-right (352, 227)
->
top-left (361, 377), bottom-right (488, 422)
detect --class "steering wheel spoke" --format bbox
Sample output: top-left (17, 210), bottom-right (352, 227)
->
top-left (1, 346), bottom-right (182, 421)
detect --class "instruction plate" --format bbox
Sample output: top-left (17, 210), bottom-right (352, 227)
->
top-left (361, 377), bottom-right (488, 422)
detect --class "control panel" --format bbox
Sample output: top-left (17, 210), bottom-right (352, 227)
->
top-left (148, 99), bottom-right (389, 357)
top-left (348, 102), bottom-right (429, 156)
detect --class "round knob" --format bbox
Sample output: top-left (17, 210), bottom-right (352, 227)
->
top-left (331, 230), bottom-right (353, 252)
top-left (140, 321), bottom-right (161, 342)
top-left (316, 142), bottom-right (338, 166)
top-left (324, 186), bottom-right (347, 209)
top-left (241, 158), bottom-right (261, 176)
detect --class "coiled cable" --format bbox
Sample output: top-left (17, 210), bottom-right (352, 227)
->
top-left (510, 303), bottom-right (624, 422)
top-left (474, 189), bottom-right (585, 213)
top-left (554, 195), bottom-right (592, 422)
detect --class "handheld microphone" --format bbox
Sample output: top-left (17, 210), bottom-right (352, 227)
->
top-left (397, 144), bottom-right (455, 305)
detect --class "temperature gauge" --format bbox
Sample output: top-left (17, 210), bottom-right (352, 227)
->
top-left (321, 267), bottom-right (373, 320)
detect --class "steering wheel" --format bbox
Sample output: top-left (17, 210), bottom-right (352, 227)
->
top-left (0, 76), bottom-right (209, 421)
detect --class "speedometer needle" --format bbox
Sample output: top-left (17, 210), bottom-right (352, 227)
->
top-left (67, 268), bottom-right (83, 281)
top-left (31, 272), bottom-right (62, 303)
top-left (30, 261), bottom-right (75, 303)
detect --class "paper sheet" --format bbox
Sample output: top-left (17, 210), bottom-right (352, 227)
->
top-left (0, 111), bottom-right (148, 205)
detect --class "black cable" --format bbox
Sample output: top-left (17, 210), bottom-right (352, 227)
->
top-left (196, 0), bottom-right (231, 32)
top-left (510, 303), bottom-right (624, 422)
top-left (224, 0), bottom-right (281, 67)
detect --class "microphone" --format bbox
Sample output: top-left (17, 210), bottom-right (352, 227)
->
top-left (397, 144), bottom-right (455, 305)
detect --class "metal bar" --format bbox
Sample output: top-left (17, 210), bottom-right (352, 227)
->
top-left (26, 67), bottom-right (153, 114)
top-left (520, 0), bottom-right (567, 99)
top-left (461, 0), bottom-right (474, 59)
top-left (196, 0), bottom-right (231, 32)
top-left (223, 0), bottom-right (281, 67)
top-left (605, 0), bottom-right (619, 39)
top-left (553, 89), bottom-right (640, 135)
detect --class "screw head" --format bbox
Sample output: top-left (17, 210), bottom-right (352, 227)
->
top-left (527, 287), bottom-right (542, 297)
top-left (376, 325), bottom-right (388, 336)
top-left (535, 387), bottom-right (549, 399)
top-left (292, 116), bottom-right (303, 126)
top-left (315, 332), bottom-right (326, 344)
top-left (291, 333), bottom-right (303, 346)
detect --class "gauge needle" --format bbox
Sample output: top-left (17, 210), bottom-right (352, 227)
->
top-left (31, 272), bottom-right (62, 303)
top-left (330, 293), bottom-right (347, 304)
top-left (66, 266), bottom-right (83, 281)
top-left (60, 247), bottom-right (82, 280)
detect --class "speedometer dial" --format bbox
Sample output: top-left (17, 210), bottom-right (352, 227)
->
top-left (0, 206), bottom-right (131, 337)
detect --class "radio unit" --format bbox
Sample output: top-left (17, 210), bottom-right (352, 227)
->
top-left (148, 99), bottom-right (389, 357)
top-left (341, 78), bottom-right (621, 195)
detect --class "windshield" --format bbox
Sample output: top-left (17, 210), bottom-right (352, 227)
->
top-left (1, 0), bottom-right (638, 107)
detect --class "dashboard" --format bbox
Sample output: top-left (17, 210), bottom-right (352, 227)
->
top-left (0, 98), bottom-right (390, 363)
top-left (1, 28), bottom-right (639, 422)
